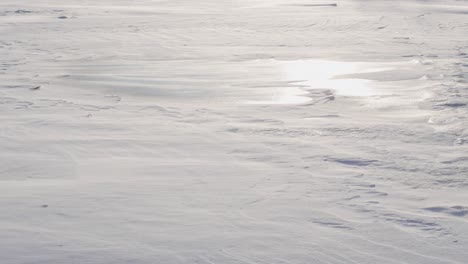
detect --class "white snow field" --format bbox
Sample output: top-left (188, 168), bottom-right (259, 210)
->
top-left (1, 0), bottom-right (468, 263)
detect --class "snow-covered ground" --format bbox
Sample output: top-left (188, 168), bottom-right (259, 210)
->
top-left (1, 0), bottom-right (468, 263)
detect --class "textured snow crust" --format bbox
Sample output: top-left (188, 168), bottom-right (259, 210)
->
top-left (1, 0), bottom-right (468, 263)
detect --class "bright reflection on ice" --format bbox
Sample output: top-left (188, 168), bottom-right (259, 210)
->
top-left (283, 60), bottom-right (383, 96)
top-left (248, 60), bottom-right (392, 105)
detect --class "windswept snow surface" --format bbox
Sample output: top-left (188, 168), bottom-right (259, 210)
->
top-left (1, 0), bottom-right (468, 263)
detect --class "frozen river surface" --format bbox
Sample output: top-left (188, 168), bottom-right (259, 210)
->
top-left (1, 0), bottom-right (468, 263)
